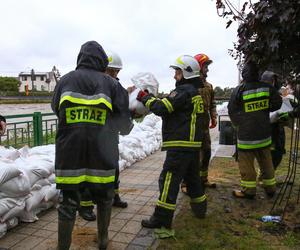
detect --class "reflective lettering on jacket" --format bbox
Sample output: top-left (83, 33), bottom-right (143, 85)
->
top-left (244, 99), bottom-right (269, 112)
top-left (66, 106), bottom-right (107, 125)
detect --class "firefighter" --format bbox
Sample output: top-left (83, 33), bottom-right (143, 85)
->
top-left (52, 41), bottom-right (133, 250)
top-left (228, 61), bottom-right (282, 199)
top-left (78, 51), bottom-right (131, 220)
top-left (139, 55), bottom-right (207, 229)
top-left (194, 53), bottom-right (217, 187)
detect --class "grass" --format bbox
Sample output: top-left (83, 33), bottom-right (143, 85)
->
top-left (156, 128), bottom-right (300, 250)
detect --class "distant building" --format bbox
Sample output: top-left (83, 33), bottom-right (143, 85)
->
top-left (18, 67), bottom-right (60, 92)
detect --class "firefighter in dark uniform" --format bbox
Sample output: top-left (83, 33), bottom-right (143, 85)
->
top-left (139, 55), bottom-right (207, 229)
top-left (78, 51), bottom-right (131, 221)
top-left (228, 61), bottom-right (282, 198)
top-left (52, 41), bottom-right (133, 250)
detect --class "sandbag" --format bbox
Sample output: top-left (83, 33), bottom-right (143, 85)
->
top-left (1, 201), bottom-right (25, 222)
top-left (131, 72), bottom-right (159, 96)
top-left (0, 174), bottom-right (31, 197)
top-left (129, 88), bottom-right (150, 116)
top-left (0, 162), bottom-right (21, 185)
top-left (44, 184), bottom-right (59, 202)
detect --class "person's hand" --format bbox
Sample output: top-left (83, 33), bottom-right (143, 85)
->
top-left (127, 85), bottom-right (136, 94)
top-left (278, 112), bottom-right (289, 122)
top-left (136, 89), bottom-right (149, 102)
top-left (209, 118), bottom-right (217, 129)
top-left (0, 121), bottom-right (6, 136)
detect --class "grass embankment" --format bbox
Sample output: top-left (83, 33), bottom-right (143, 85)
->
top-left (157, 129), bottom-right (300, 250)
top-left (0, 99), bottom-right (50, 104)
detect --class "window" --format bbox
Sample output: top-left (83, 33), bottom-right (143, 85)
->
top-left (41, 85), bottom-right (45, 91)
top-left (40, 76), bottom-right (44, 81)
top-left (22, 76), bottom-right (27, 81)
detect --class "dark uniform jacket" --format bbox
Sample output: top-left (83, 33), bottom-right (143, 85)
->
top-left (142, 78), bottom-right (205, 151)
top-left (228, 63), bottom-right (282, 150)
top-left (51, 41), bottom-right (132, 190)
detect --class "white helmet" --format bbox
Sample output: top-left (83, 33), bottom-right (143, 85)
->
top-left (170, 55), bottom-right (200, 79)
top-left (106, 51), bottom-right (123, 69)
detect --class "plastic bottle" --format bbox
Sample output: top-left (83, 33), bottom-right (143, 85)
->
top-left (261, 215), bottom-right (281, 223)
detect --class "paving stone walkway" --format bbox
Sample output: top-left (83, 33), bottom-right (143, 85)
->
top-left (0, 150), bottom-right (183, 250)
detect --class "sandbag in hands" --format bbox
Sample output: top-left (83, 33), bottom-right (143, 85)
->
top-left (128, 87), bottom-right (151, 117)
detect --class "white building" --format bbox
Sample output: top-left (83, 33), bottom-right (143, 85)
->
top-left (18, 69), bottom-right (58, 92)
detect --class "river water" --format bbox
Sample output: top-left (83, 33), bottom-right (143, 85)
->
top-left (0, 104), bottom-right (53, 116)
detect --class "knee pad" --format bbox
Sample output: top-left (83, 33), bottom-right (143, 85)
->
top-left (190, 200), bottom-right (207, 218)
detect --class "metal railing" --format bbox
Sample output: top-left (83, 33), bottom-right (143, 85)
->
top-left (0, 112), bottom-right (57, 148)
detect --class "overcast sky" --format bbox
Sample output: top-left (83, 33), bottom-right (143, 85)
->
top-left (0, 0), bottom-right (241, 92)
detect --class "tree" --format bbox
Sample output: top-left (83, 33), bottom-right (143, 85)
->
top-left (0, 77), bottom-right (19, 92)
top-left (216, 0), bottom-right (300, 81)
top-left (214, 86), bottom-right (225, 97)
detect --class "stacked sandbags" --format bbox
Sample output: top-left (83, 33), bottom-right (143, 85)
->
top-left (118, 114), bottom-right (162, 170)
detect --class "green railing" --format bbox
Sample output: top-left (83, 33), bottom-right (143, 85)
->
top-left (0, 112), bottom-right (57, 148)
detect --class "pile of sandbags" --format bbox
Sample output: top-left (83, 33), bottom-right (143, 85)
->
top-left (0, 145), bottom-right (58, 237)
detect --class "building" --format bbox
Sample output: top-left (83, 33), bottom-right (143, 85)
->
top-left (18, 68), bottom-right (59, 92)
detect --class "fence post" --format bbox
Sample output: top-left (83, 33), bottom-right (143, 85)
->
top-left (33, 112), bottom-right (43, 146)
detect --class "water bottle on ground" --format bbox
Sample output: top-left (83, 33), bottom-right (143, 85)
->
top-left (261, 215), bottom-right (281, 223)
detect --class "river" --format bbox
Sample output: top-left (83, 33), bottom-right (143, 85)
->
top-left (0, 103), bottom-right (53, 116)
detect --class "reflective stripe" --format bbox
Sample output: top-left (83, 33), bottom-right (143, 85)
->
top-left (191, 195), bottom-right (207, 203)
top-left (156, 200), bottom-right (176, 210)
top-left (200, 171), bottom-right (208, 177)
top-left (263, 178), bottom-right (276, 186)
top-left (66, 106), bottom-right (107, 125)
top-left (244, 99), bottom-right (269, 112)
top-left (161, 172), bottom-right (172, 202)
top-left (161, 98), bottom-right (174, 113)
top-left (242, 88), bottom-right (270, 100)
top-left (145, 97), bottom-right (156, 109)
top-left (243, 91), bottom-right (270, 100)
top-left (114, 189), bottom-right (119, 194)
top-left (59, 91), bottom-right (112, 110)
top-left (55, 169), bottom-right (115, 177)
top-left (55, 175), bottom-right (115, 184)
top-left (238, 137), bottom-right (271, 149)
top-left (190, 96), bottom-right (204, 141)
top-left (162, 140), bottom-right (202, 148)
top-left (80, 201), bottom-right (94, 206)
top-left (240, 180), bottom-right (256, 188)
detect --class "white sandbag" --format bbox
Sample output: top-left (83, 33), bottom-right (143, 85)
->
top-left (0, 197), bottom-right (26, 217)
top-left (25, 185), bottom-right (49, 211)
top-left (0, 223), bottom-right (7, 238)
top-left (44, 184), bottom-right (59, 202)
top-left (0, 162), bottom-right (21, 185)
top-left (19, 210), bottom-right (38, 223)
top-left (129, 88), bottom-right (150, 116)
top-left (270, 97), bottom-right (294, 123)
top-left (48, 173), bottom-right (55, 184)
top-left (6, 217), bottom-right (18, 230)
top-left (131, 72), bottom-right (159, 95)
top-left (0, 146), bottom-right (21, 161)
top-left (0, 174), bottom-right (31, 198)
top-left (1, 202), bottom-right (25, 222)
top-left (34, 178), bottom-right (51, 188)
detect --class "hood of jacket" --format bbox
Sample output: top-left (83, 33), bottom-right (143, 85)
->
top-left (242, 61), bottom-right (259, 83)
top-left (76, 41), bottom-right (108, 72)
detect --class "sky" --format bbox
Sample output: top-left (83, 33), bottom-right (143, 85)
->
top-left (0, 0), bottom-right (241, 92)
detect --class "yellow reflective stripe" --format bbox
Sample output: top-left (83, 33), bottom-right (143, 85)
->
top-left (190, 96), bottom-right (204, 141)
top-left (162, 98), bottom-right (174, 113)
top-left (200, 171), bottom-right (208, 177)
top-left (243, 91), bottom-right (270, 100)
top-left (163, 140), bottom-right (202, 148)
top-left (191, 194), bottom-right (207, 203)
top-left (59, 96), bottom-right (112, 110)
top-left (114, 189), bottom-right (119, 194)
top-left (176, 56), bottom-right (185, 66)
top-left (263, 178), bottom-right (276, 186)
top-left (80, 201), bottom-right (94, 206)
top-left (55, 175), bottom-right (115, 184)
top-left (238, 139), bottom-right (271, 149)
top-left (161, 172), bottom-right (172, 202)
top-left (240, 180), bottom-right (256, 188)
top-left (66, 106), bottom-right (107, 125)
top-left (145, 97), bottom-right (156, 109)
top-left (156, 200), bottom-right (176, 210)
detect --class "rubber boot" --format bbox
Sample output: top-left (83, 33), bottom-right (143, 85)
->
top-left (57, 219), bottom-right (75, 250)
top-left (113, 194), bottom-right (128, 208)
top-left (97, 200), bottom-right (112, 250)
